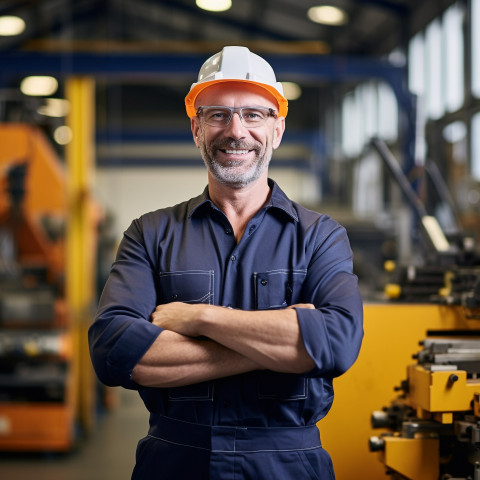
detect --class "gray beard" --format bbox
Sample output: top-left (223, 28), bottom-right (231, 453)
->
top-left (200, 141), bottom-right (271, 189)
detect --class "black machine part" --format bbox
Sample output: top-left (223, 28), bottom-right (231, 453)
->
top-left (370, 137), bottom-right (453, 259)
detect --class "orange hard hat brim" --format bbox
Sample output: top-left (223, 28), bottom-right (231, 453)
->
top-left (185, 79), bottom-right (288, 119)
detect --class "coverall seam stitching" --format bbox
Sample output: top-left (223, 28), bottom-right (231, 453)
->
top-left (146, 434), bottom-right (322, 453)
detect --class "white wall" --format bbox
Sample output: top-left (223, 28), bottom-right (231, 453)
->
top-left (94, 167), bottom-right (321, 242)
top-left (94, 167), bottom-right (208, 240)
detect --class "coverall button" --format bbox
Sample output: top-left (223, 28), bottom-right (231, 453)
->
top-left (261, 279), bottom-right (268, 286)
top-left (171, 294), bottom-right (178, 300)
top-left (230, 255), bottom-right (236, 262)
top-left (225, 227), bottom-right (232, 235)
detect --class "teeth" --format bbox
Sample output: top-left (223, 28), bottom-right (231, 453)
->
top-left (225, 149), bottom-right (249, 155)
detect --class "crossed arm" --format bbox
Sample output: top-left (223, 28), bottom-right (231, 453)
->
top-left (131, 303), bottom-right (315, 388)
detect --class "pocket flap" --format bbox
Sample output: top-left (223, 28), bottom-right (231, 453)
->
top-left (159, 270), bottom-right (214, 304)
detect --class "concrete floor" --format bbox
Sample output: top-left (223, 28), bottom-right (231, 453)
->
top-left (0, 389), bottom-right (149, 480)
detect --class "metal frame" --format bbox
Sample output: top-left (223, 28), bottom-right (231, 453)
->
top-left (1, 50), bottom-right (416, 172)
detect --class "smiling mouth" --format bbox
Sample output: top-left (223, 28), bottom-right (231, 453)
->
top-left (223, 149), bottom-right (250, 155)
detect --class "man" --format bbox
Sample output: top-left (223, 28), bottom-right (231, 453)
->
top-left (89, 46), bottom-right (363, 480)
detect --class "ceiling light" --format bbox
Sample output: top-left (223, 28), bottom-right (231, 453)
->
top-left (20, 76), bottom-right (58, 96)
top-left (281, 82), bottom-right (302, 101)
top-left (0, 16), bottom-right (26, 36)
top-left (54, 126), bottom-right (73, 145)
top-left (37, 98), bottom-right (70, 117)
top-left (307, 6), bottom-right (348, 26)
top-left (196, 0), bottom-right (232, 12)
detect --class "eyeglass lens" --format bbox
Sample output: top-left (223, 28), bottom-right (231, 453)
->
top-left (198, 107), bottom-right (274, 128)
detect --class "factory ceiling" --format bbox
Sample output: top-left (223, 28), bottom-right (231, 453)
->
top-left (0, 0), bottom-right (460, 156)
top-left (0, 0), bottom-right (457, 56)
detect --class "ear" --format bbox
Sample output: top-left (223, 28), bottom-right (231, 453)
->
top-left (272, 116), bottom-right (285, 150)
top-left (191, 117), bottom-right (201, 147)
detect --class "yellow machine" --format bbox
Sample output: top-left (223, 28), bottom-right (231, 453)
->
top-left (319, 140), bottom-right (480, 480)
top-left (318, 303), bottom-right (480, 480)
top-left (358, 140), bottom-right (480, 480)
top-left (369, 330), bottom-right (480, 480)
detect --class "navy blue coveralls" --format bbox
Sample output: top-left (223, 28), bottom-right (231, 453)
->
top-left (88, 179), bottom-right (364, 480)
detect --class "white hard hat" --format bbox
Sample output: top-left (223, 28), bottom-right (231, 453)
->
top-left (185, 46), bottom-right (288, 118)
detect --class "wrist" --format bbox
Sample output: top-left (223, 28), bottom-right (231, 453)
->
top-left (196, 304), bottom-right (222, 336)
top-left (195, 303), bottom-right (213, 333)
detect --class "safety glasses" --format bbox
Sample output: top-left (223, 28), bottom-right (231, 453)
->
top-left (196, 106), bottom-right (277, 128)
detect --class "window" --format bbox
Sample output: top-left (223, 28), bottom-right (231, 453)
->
top-left (472, 0), bottom-right (480, 97)
top-left (341, 91), bottom-right (361, 157)
top-left (471, 112), bottom-right (480, 180)
top-left (443, 3), bottom-right (464, 112)
top-left (341, 81), bottom-right (398, 157)
top-left (425, 19), bottom-right (444, 119)
top-left (377, 82), bottom-right (398, 143)
top-left (408, 32), bottom-right (424, 96)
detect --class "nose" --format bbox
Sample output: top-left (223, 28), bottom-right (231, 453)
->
top-left (223, 111), bottom-right (247, 139)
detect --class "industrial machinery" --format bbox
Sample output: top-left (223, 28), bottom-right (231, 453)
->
top-left (0, 124), bottom-right (77, 451)
top-left (371, 138), bottom-right (480, 310)
top-left (367, 139), bottom-right (480, 479)
top-left (370, 335), bottom-right (480, 480)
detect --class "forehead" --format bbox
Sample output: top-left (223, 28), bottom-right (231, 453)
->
top-left (195, 82), bottom-right (278, 110)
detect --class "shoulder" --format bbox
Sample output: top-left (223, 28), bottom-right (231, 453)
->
top-left (293, 201), bottom-right (344, 233)
top-left (269, 179), bottom-right (347, 243)
top-left (290, 202), bottom-right (353, 259)
top-left (125, 192), bottom-right (205, 241)
top-left (139, 201), bottom-right (188, 226)
top-left (270, 179), bottom-right (342, 230)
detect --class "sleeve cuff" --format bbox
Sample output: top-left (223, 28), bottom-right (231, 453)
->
top-left (295, 307), bottom-right (333, 377)
top-left (107, 319), bottom-right (163, 389)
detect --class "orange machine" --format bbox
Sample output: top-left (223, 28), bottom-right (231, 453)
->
top-left (0, 123), bottom-right (90, 451)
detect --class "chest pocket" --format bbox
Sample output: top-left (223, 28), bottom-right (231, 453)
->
top-left (158, 270), bottom-right (214, 304)
top-left (254, 269), bottom-right (307, 310)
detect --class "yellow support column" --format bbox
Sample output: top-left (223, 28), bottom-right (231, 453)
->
top-left (65, 76), bottom-right (97, 435)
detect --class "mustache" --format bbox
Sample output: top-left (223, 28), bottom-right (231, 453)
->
top-left (212, 140), bottom-right (259, 151)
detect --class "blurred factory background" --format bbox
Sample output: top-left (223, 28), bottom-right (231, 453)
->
top-left (2, 0), bottom-right (480, 479)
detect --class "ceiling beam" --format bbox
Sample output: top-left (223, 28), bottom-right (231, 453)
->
top-left (122, 0), bottom-right (302, 42)
top-left (352, 0), bottom-right (410, 17)
top-left (1, 47), bottom-right (403, 82)
top-left (0, 46), bottom-right (412, 113)
top-left (22, 38), bottom-right (331, 55)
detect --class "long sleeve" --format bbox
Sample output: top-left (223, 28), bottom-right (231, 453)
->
top-left (88, 217), bottom-right (163, 389)
top-left (296, 217), bottom-right (363, 378)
